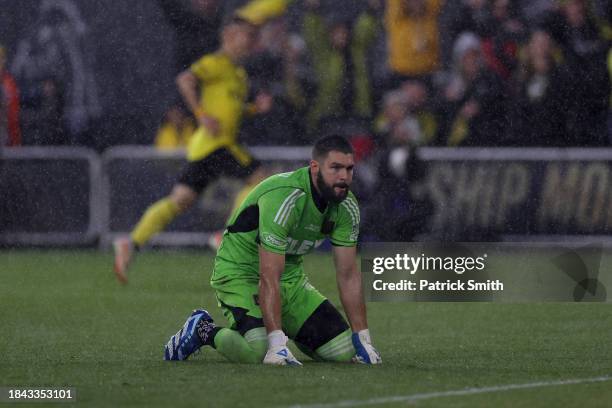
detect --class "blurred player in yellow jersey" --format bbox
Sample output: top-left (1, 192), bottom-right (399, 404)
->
top-left (113, 15), bottom-right (268, 283)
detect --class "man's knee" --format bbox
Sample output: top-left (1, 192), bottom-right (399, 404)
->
top-left (293, 300), bottom-right (354, 362)
top-left (169, 184), bottom-right (197, 212)
top-left (314, 330), bottom-right (355, 362)
top-left (243, 327), bottom-right (267, 363)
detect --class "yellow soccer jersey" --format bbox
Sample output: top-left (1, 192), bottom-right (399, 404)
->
top-left (187, 53), bottom-right (248, 162)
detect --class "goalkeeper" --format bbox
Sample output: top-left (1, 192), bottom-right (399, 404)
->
top-left (164, 135), bottom-right (381, 365)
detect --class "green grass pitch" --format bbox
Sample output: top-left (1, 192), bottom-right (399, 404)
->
top-left (1, 250), bottom-right (611, 407)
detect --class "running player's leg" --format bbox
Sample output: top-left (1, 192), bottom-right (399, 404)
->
top-left (130, 184), bottom-right (196, 247)
top-left (113, 184), bottom-right (190, 283)
top-left (132, 153), bottom-right (219, 247)
top-left (114, 155), bottom-right (219, 282)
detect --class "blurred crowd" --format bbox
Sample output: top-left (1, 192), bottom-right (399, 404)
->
top-left (1, 0), bottom-right (611, 151)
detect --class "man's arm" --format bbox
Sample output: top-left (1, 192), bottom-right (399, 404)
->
top-left (176, 70), bottom-right (219, 134)
top-left (333, 245), bottom-right (382, 364)
top-left (333, 245), bottom-right (367, 331)
top-left (258, 247), bottom-right (284, 332)
top-left (258, 246), bottom-right (302, 366)
top-left (256, 189), bottom-right (308, 366)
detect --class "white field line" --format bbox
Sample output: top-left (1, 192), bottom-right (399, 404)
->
top-left (287, 375), bottom-right (612, 408)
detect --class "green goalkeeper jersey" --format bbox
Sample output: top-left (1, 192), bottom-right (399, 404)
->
top-left (211, 167), bottom-right (359, 282)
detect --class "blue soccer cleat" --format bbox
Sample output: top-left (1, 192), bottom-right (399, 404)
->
top-left (164, 309), bottom-right (215, 361)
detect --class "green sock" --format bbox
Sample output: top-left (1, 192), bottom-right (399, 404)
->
top-left (212, 327), bottom-right (267, 364)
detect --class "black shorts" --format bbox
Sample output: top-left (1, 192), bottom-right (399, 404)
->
top-left (177, 148), bottom-right (261, 194)
top-left (220, 298), bottom-right (349, 352)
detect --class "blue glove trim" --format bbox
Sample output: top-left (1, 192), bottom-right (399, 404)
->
top-left (352, 332), bottom-right (372, 364)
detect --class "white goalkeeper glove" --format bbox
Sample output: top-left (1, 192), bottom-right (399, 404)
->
top-left (263, 330), bottom-right (302, 366)
top-left (351, 329), bottom-right (382, 364)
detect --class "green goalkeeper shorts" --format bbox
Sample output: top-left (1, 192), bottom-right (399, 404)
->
top-left (211, 271), bottom-right (326, 338)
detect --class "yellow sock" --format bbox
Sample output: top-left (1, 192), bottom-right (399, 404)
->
top-left (131, 198), bottom-right (180, 247)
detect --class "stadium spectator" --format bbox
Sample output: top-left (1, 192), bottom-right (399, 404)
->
top-left (301, 0), bottom-right (380, 137)
top-left (508, 29), bottom-right (570, 146)
top-left (371, 140), bottom-right (431, 241)
top-left (437, 32), bottom-right (507, 146)
top-left (242, 17), bottom-right (308, 144)
top-left (368, 82), bottom-right (434, 240)
top-left (398, 80), bottom-right (437, 145)
top-left (479, 0), bottom-right (527, 80)
top-left (158, 0), bottom-right (224, 73)
top-left (376, 90), bottom-right (409, 138)
top-left (154, 104), bottom-right (196, 149)
top-left (385, 0), bottom-right (444, 88)
top-left (440, 0), bottom-right (490, 69)
top-left (10, 0), bottom-right (101, 146)
top-left (543, 0), bottom-right (610, 145)
top-left (375, 81), bottom-right (436, 147)
top-left (0, 45), bottom-right (20, 147)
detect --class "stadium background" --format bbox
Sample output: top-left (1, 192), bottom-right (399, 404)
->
top-left (1, 0), bottom-right (611, 246)
top-left (0, 1), bottom-right (611, 407)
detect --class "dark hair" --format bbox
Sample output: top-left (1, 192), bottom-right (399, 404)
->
top-left (312, 135), bottom-right (353, 161)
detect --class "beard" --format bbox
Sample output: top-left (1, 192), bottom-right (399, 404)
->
top-left (316, 171), bottom-right (350, 204)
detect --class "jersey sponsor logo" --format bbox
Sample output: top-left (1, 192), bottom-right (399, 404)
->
top-left (273, 189), bottom-right (305, 228)
top-left (286, 238), bottom-right (315, 255)
top-left (305, 224), bottom-right (319, 232)
top-left (262, 232), bottom-right (287, 248)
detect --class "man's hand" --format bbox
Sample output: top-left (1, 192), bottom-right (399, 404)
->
top-left (351, 329), bottom-right (382, 364)
top-left (254, 91), bottom-right (274, 114)
top-left (263, 345), bottom-right (302, 366)
top-left (263, 330), bottom-right (302, 366)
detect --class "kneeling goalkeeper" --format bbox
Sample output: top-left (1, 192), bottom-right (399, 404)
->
top-left (163, 135), bottom-right (381, 365)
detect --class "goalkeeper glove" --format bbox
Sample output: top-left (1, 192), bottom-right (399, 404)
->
top-left (351, 329), bottom-right (382, 364)
top-left (263, 330), bottom-right (302, 366)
